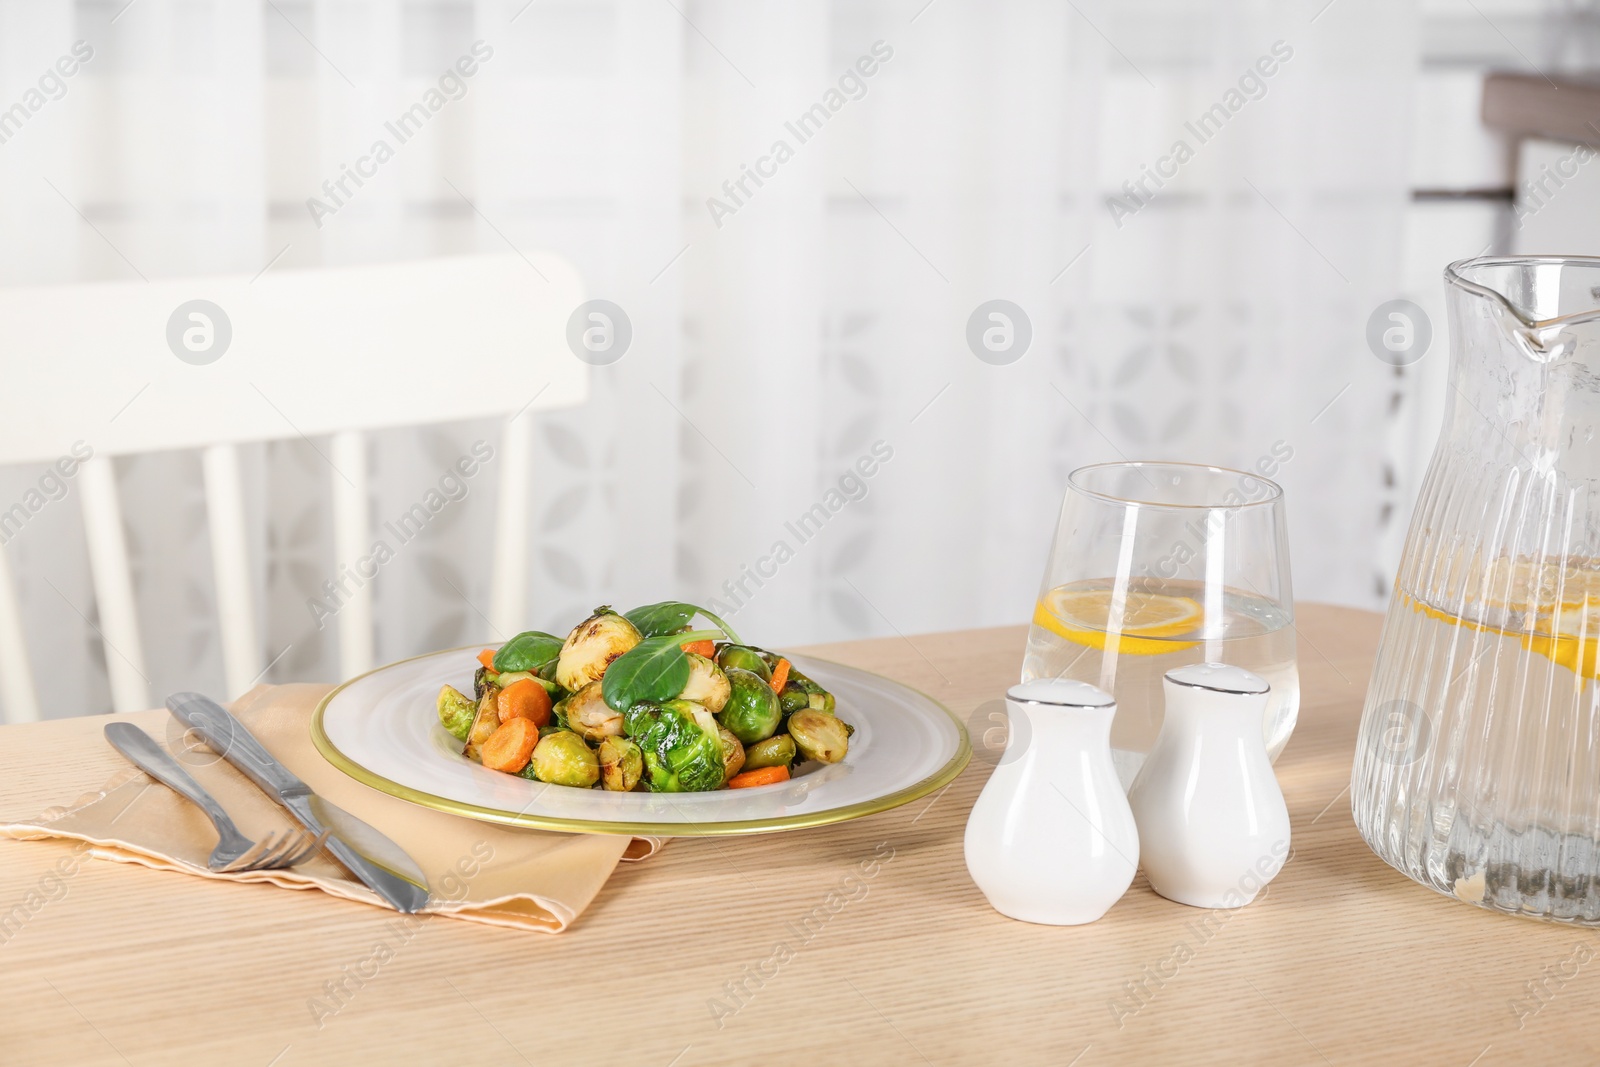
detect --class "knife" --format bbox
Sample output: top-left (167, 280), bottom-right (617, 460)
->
top-left (166, 692), bottom-right (430, 913)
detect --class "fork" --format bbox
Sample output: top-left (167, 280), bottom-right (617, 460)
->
top-left (103, 721), bottom-right (327, 873)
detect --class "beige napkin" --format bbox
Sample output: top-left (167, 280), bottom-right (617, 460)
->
top-left (0, 683), bottom-right (659, 932)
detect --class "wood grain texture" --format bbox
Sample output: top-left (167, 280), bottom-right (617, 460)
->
top-left (0, 605), bottom-right (1594, 1066)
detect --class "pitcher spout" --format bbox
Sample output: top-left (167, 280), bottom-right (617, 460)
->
top-left (1447, 255), bottom-right (1600, 364)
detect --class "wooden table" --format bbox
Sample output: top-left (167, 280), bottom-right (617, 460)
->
top-left (1, 605), bottom-right (1593, 1065)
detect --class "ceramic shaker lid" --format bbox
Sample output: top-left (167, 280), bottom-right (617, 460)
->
top-left (1164, 662), bottom-right (1270, 695)
top-left (1006, 678), bottom-right (1116, 707)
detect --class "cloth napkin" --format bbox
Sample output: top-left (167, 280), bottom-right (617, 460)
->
top-left (0, 683), bottom-right (659, 932)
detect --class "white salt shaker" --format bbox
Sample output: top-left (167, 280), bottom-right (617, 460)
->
top-left (1128, 663), bottom-right (1291, 909)
top-left (964, 679), bottom-right (1139, 925)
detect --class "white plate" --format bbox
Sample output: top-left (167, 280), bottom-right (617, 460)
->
top-left (312, 647), bottom-right (970, 836)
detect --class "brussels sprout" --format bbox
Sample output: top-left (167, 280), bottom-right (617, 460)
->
top-left (715, 644), bottom-right (772, 682)
top-left (624, 699), bottom-right (726, 792)
top-left (717, 725), bottom-right (746, 780)
top-left (524, 730), bottom-right (600, 787)
top-left (496, 670), bottom-right (560, 696)
top-left (598, 736), bottom-right (643, 791)
top-left (788, 674), bottom-right (836, 715)
top-left (462, 688), bottom-right (502, 762)
top-left (563, 680), bottom-right (624, 743)
top-left (555, 607), bottom-right (643, 692)
top-left (679, 653), bottom-right (731, 714)
top-left (777, 682), bottom-right (810, 716)
top-left (743, 733), bottom-right (796, 771)
top-left (473, 666), bottom-right (498, 701)
top-left (788, 709), bottom-right (849, 764)
top-left (717, 668), bottom-right (782, 745)
top-left (437, 684), bottom-right (478, 741)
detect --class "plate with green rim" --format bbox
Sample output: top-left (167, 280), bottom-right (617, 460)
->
top-left (312, 647), bottom-right (970, 837)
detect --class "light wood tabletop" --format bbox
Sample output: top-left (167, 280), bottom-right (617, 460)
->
top-left (0, 604), bottom-right (1593, 1066)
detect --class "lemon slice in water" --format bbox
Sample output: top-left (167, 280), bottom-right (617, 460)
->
top-left (1033, 587), bottom-right (1202, 656)
top-left (1522, 601), bottom-right (1600, 680)
top-left (1404, 586), bottom-right (1600, 681)
top-left (1480, 557), bottom-right (1600, 613)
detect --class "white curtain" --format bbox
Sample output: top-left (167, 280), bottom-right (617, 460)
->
top-left (0, 0), bottom-right (1418, 716)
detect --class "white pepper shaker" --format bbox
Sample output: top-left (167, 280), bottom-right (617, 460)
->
top-left (964, 679), bottom-right (1139, 925)
top-left (1128, 663), bottom-right (1291, 909)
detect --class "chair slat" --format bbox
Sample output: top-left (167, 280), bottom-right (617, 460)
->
top-left (0, 542), bottom-right (40, 723)
top-left (79, 457), bottom-right (150, 713)
top-left (489, 414), bottom-right (534, 641)
top-left (202, 444), bottom-right (263, 697)
top-left (330, 431), bottom-right (374, 680)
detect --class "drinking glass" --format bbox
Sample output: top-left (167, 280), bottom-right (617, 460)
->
top-left (1022, 461), bottom-right (1299, 787)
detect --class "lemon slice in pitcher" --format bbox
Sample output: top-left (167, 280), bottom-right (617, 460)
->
top-left (1522, 601), bottom-right (1600, 680)
top-left (1480, 557), bottom-right (1600, 613)
top-left (1033, 587), bottom-right (1202, 655)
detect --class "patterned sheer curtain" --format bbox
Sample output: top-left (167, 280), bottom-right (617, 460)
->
top-left (0, 0), bottom-right (1417, 719)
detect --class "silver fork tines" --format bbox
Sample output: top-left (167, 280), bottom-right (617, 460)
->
top-left (216, 827), bottom-right (329, 873)
top-left (103, 721), bottom-right (328, 873)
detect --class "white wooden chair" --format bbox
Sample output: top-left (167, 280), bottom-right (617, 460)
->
top-left (0, 254), bottom-right (587, 721)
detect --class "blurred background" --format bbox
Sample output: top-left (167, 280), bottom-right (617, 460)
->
top-left (0, 0), bottom-right (1595, 718)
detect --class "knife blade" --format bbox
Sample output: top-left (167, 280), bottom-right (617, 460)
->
top-left (166, 691), bottom-right (430, 913)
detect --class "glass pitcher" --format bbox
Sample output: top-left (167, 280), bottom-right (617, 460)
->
top-left (1353, 256), bottom-right (1600, 924)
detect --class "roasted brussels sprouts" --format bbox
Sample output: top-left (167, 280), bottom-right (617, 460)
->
top-left (524, 730), bottom-right (600, 787)
top-left (496, 669), bottom-right (561, 696)
top-left (788, 673), bottom-right (835, 715)
top-left (743, 733), bottom-right (796, 771)
top-left (679, 653), bottom-right (731, 713)
top-left (462, 688), bottom-right (502, 762)
top-left (715, 644), bottom-right (772, 681)
top-left (562, 680), bottom-right (625, 743)
top-left (788, 709), bottom-right (848, 764)
top-left (717, 725), bottom-right (746, 780)
top-left (598, 736), bottom-right (643, 791)
top-left (717, 668), bottom-right (782, 745)
top-left (437, 684), bottom-right (478, 742)
top-left (454, 609), bottom-right (849, 791)
top-left (625, 699), bottom-right (727, 792)
top-left (777, 682), bottom-right (809, 716)
top-left (555, 607), bottom-right (643, 692)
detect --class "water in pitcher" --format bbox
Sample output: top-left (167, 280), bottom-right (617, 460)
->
top-left (1021, 578), bottom-right (1300, 786)
top-left (1354, 572), bottom-right (1600, 920)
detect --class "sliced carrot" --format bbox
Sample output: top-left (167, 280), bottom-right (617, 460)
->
top-left (769, 657), bottom-right (791, 695)
top-left (681, 639), bottom-right (716, 658)
top-left (727, 765), bottom-right (790, 789)
top-left (497, 678), bottom-right (552, 728)
top-left (477, 648), bottom-right (498, 670)
top-left (480, 717), bottom-right (538, 773)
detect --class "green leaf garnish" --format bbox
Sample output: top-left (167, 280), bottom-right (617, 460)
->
top-left (601, 628), bottom-right (723, 713)
top-left (623, 602), bottom-right (695, 637)
top-left (493, 630), bottom-right (564, 673)
top-left (623, 601), bottom-right (742, 644)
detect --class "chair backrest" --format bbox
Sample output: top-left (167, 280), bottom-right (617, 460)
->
top-left (0, 253), bottom-right (587, 720)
